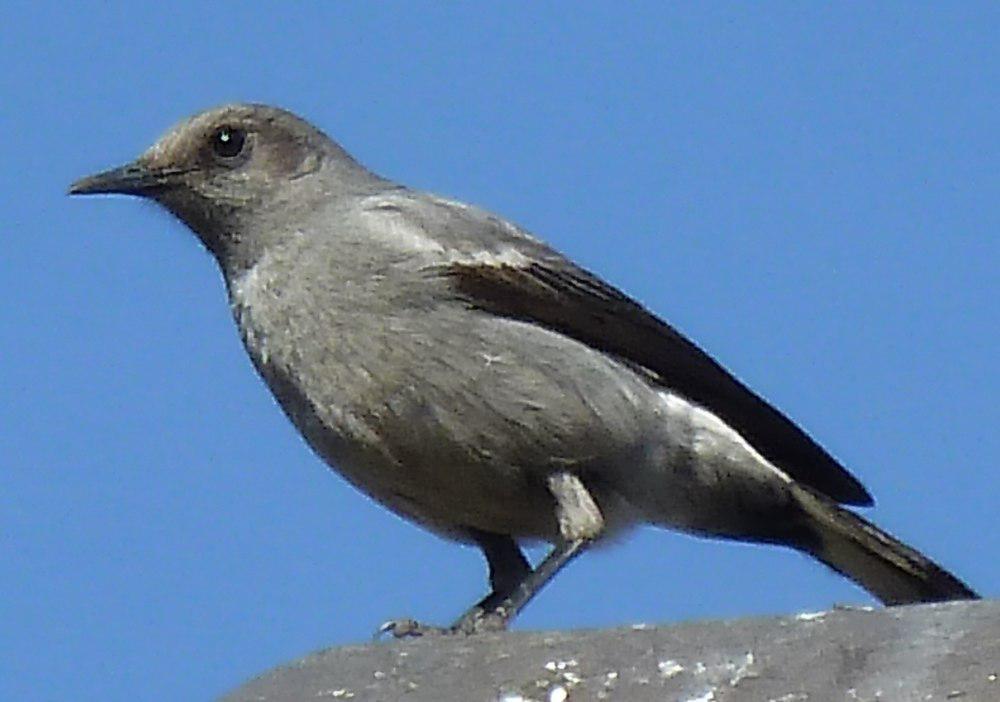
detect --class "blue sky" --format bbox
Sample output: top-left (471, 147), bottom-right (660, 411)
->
top-left (3, 3), bottom-right (997, 700)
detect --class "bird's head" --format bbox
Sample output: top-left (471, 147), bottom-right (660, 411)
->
top-left (70, 103), bottom-right (373, 270)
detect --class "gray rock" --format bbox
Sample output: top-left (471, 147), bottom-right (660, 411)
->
top-left (221, 600), bottom-right (999, 701)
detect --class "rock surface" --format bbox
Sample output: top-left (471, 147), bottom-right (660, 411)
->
top-left (222, 600), bottom-right (999, 701)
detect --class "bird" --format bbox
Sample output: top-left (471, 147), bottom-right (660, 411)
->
top-left (69, 103), bottom-right (978, 635)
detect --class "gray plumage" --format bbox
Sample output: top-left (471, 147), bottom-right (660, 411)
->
top-left (70, 104), bottom-right (977, 633)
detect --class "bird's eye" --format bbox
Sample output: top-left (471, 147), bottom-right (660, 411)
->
top-left (211, 126), bottom-right (247, 159)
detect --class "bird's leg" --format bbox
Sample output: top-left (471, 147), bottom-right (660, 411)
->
top-left (456, 472), bottom-right (604, 633)
top-left (378, 530), bottom-right (530, 638)
top-left (382, 472), bottom-right (603, 638)
top-left (483, 536), bottom-right (588, 627)
top-left (450, 530), bottom-right (532, 633)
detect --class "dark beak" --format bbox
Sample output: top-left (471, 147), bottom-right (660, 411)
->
top-left (68, 161), bottom-right (174, 197)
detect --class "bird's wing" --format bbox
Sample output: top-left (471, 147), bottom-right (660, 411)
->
top-left (437, 254), bottom-right (873, 506)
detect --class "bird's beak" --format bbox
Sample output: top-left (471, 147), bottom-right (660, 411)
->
top-left (68, 161), bottom-right (173, 197)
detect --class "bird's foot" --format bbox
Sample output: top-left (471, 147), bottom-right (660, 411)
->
top-left (449, 605), bottom-right (510, 635)
top-left (376, 607), bottom-right (510, 639)
top-left (376, 618), bottom-right (450, 639)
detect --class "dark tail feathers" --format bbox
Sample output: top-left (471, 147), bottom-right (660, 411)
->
top-left (793, 485), bottom-right (978, 605)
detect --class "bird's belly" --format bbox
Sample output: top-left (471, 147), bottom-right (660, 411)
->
top-left (235, 298), bottom-right (791, 544)
top-left (311, 431), bottom-right (564, 541)
top-left (240, 310), bottom-right (665, 540)
top-left (279, 358), bottom-right (645, 542)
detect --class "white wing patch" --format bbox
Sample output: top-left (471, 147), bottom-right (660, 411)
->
top-left (446, 246), bottom-right (531, 268)
top-left (359, 200), bottom-right (447, 254)
top-left (360, 195), bottom-right (533, 268)
top-left (658, 390), bottom-right (793, 484)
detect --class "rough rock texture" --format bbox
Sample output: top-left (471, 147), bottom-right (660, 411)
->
top-left (222, 600), bottom-right (999, 701)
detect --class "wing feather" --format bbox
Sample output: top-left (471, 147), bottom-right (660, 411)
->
top-left (441, 258), bottom-right (873, 506)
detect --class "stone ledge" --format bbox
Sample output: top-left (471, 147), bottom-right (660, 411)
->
top-left (221, 600), bottom-right (999, 701)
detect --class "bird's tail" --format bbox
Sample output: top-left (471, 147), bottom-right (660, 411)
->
top-left (792, 485), bottom-right (978, 605)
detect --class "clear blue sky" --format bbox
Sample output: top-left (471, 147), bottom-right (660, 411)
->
top-left (4, 3), bottom-right (997, 700)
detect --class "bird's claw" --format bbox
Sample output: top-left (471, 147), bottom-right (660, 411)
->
top-left (450, 605), bottom-right (510, 635)
top-left (375, 607), bottom-right (511, 640)
top-left (375, 618), bottom-right (449, 640)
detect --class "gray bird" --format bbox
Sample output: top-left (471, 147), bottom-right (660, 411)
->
top-left (70, 104), bottom-right (977, 635)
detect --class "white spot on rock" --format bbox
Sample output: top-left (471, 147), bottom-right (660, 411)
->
top-left (795, 611), bottom-right (827, 622)
top-left (728, 652), bottom-right (756, 686)
top-left (685, 688), bottom-right (716, 702)
top-left (658, 659), bottom-right (685, 678)
top-left (544, 658), bottom-right (578, 673)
